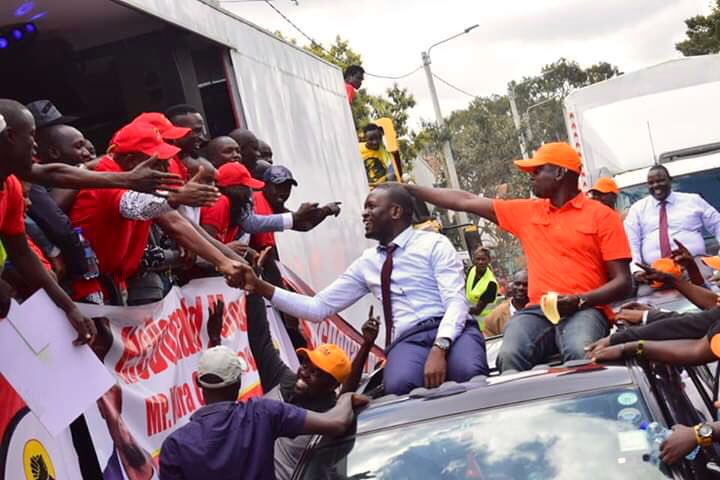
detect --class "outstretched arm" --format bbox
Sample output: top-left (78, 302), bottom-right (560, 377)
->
top-left (404, 184), bottom-right (496, 223)
top-left (303, 393), bottom-right (369, 436)
top-left (27, 157), bottom-right (183, 193)
top-left (592, 338), bottom-right (715, 365)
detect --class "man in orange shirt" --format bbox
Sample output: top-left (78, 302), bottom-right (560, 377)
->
top-left (587, 176), bottom-right (619, 210)
top-left (406, 142), bottom-right (632, 372)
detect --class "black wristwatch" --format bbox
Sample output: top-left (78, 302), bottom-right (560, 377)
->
top-left (577, 295), bottom-right (590, 310)
top-left (433, 337), bottom-right (451, 352)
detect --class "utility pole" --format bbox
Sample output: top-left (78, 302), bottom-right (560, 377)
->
top-left (507, 86), bottom-right (529, 160)
top-left (421, 25), bottom-right (478, 226)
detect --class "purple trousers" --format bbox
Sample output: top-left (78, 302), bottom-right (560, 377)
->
top-left (383, 318), bottom-right (489, 395)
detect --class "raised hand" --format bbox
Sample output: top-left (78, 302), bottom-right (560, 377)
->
top-left (671, 239), bottom-right (693, 267)
top-left (207, 299), bottom-right (225, 347)
top-left (167, 167), bottom-right (221, 208)
top-left (361, 306), bottom-right (380, 345)
top-left (127, 155), bottom-right (184, 194)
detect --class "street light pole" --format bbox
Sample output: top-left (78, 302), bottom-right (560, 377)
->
top-left (421, 24), bottom-right (478, 226)
top-left (507, 86), bottom-right (529, 160)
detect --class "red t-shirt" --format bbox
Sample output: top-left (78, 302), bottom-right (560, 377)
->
top-left (250, 191), bottom-right (276, 250)
top-left (200, 196), bottom-right (239, 244)
top-left (168, 156), bottom-right (189, 182)
top-left (345, 83), bottom-right (356, 103)
top-left (0, 175), bottom-right (25, 236)
top-left (70, 156), bottom-right (152, 299)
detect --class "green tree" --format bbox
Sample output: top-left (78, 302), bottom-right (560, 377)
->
top-left (676, 1), bottom-right (720, 56)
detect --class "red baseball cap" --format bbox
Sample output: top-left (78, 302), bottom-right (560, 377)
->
top-left (216, 162), bottom-right (265, 189)
top-left (133, 112), bottom-right (191, 140)
top-left (514, 142), bottom-right (583, 174)
top-left (111, 123), bottom-right (181, 160)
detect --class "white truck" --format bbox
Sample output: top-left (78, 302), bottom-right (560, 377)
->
top-left (564, 54), bottom-right (720, 250)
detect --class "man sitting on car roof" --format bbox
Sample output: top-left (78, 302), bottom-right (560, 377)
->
top-left (405, 143), bottom-right (633, 372)
top-left (237, 182), bottom-right (489, 395)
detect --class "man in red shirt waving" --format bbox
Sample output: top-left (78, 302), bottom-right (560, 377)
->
top-left (69, 122), bottom-right (247, 304)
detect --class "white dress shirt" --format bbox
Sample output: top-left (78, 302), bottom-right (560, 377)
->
top-left (624, 191), bottom-right (720, 272)
top-left (271, 226), bottom-right (470, 342)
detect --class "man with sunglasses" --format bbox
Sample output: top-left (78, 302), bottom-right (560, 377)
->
top-left (405, 142), bottom-right (633, 372)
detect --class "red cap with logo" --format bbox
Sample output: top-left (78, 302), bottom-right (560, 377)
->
top-left (133, 112), bottom-right (191, 140)
top-left (110, 123), bottom-right (181, 160)
top-left (216, 162), bottom-right (265, 189)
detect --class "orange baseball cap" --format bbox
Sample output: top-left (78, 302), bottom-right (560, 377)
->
top-left (111, 123), bottom-right (180, 160)
top-left (216, 162), bottom-right (265, 190)
top-left (711, 334), bottom-right (720, 359)
top-left (650, 258), bottom-right (683, 289)
top-left (133, 112), bottom-right (191, 140)
top-left (589, 177), bottom-right (619, 194)
top-left (296, 344), bottom-right (351, 384)
top-left (514, 142), bottom-right (582, 174)
top-left (701, 256), bottom-right (720, 271)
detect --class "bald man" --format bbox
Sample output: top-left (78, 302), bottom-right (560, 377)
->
top-left (228, 128), bottom-right (261, 177)
top-left (37, 124), bottom-right (92, 166)
top-left (0, 99), bottom-right (96, 341)
top-left (207, 136), bottom-right (241, 169)
top-left (258, 139), bottom-right (273, 164)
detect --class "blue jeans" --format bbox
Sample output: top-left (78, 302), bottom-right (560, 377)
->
top-left (497, 306), bottom-right (608, 373)
top-left (383, 320), bottom-right (489, 395)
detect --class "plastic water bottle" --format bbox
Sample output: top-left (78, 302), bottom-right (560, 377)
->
top-left (74, 227), bottom-right (99, 280)
top-left (641, 422), bottom-right (701, 464)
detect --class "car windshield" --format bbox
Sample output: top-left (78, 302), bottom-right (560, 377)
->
top-left (618, 166), bottom-right (720, 216)
top-left (300, 387), bottom-right (669, 480)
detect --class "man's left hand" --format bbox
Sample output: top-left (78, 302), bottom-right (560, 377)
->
top-left (660, 425), bottom-right (698, 465)
top-left (424, 347), bottom-right (448, 388)
top-left (66, 308), bottom-right (97, 346)
top-left (556, 294), bottom-right (580, 317)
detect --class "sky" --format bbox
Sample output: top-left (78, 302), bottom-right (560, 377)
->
top-left (221, 0), bottom-right (713, 130)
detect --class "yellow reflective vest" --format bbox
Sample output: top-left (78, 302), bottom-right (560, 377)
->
top-left (465, 266), bottom-right (498, 320)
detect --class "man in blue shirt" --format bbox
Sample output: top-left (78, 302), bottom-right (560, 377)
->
top-left (237, 183), bottom-right (488, 395)
top-left (159, 346), bottom-right (367, 480)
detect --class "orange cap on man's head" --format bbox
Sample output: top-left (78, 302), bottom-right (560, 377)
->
top-left (589, 177), bottom-right (619, 194)
top-left (514, 142), bottom-right (582, 174)
top-left (296, 344), bottom-right (351, 384)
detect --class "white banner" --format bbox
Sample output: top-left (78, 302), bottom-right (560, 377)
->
top-left (75, 277), bottom-right (383, 479)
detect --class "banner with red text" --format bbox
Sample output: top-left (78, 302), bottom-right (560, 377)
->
top-left (75, 276), bottom-right (384, 479)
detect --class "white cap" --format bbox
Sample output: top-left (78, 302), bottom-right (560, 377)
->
top-left (0, 114), bottom-right (6, 134)
top-left (197, 346), bottom-right (247, 389)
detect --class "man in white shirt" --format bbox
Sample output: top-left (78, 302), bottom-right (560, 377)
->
top-left (624, 165), bottom-right (720, 283)
top-left (237, 183), bottom-right (488, 395)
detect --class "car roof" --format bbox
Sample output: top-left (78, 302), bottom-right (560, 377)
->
top-left (354, 362), bottom-right (635, 437)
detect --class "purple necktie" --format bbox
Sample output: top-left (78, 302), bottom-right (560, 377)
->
top-left (380, 244), bottom-right (397, 348)
top-left (659, 201), bottom-right (672, 258)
